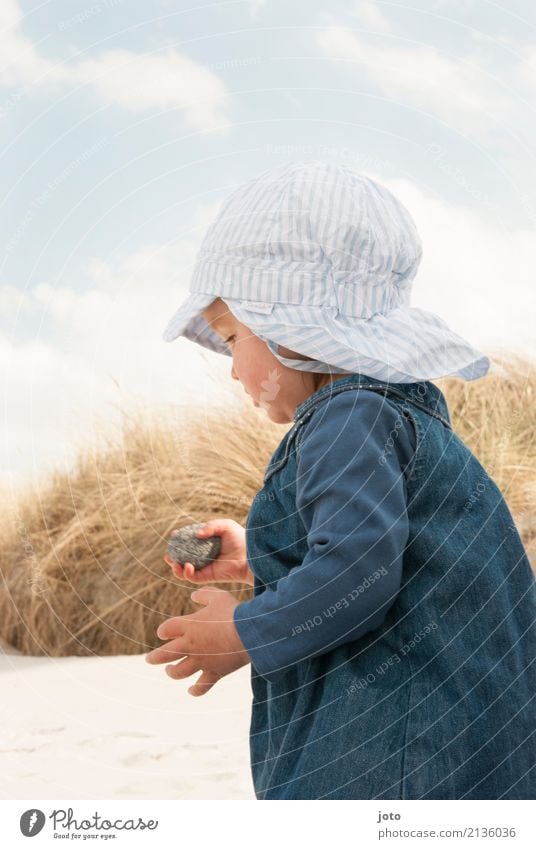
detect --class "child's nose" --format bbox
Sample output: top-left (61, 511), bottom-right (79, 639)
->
top-left (231, 364), bottom-right (238, 380)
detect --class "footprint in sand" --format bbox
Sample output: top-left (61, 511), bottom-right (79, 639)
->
top-left (119, 750), bottom-right (171, 767)
top-left (118, 743), bottom-right (224, 770)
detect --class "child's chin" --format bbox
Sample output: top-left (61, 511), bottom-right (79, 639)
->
top-left (261, 404), bottom-right (291, 424)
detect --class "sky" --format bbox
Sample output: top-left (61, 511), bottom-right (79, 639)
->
top-left (1, 0), bottom-right (535, 489)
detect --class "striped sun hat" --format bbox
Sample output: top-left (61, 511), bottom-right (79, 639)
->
top-left (162, 160), bottom-right (490, 383)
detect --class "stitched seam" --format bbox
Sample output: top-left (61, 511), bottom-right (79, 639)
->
top-left (400, 408), bottom-right (424, 487)
top-left (295, 382), bottom-right (451, 430)
top-left (263, 422), bottom-right (305, 483)
top-left (399, 652), bottom-right (414, 800)
top-left (294, 386), bottom-right (428, 496)
top-left (293, 385), bottom-right (445, 497)
top-left (195, 257), bottom-right (327, 277)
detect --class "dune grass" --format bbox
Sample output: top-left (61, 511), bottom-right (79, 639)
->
top-left (435, 352), bottom-right (536, 556)
top-left (0, 394), bottom-right (284, 657)
top-left (0, 353), bottom-right (534, 656)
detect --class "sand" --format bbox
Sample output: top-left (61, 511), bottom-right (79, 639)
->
top-left (0, 639), bottom-right (255, 800)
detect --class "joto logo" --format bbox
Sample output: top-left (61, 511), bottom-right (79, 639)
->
top-left (20, 809), bottom-right (46, 837)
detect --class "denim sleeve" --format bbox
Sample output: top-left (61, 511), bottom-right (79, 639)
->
top-left (233, 390), bottom-right (416, 682)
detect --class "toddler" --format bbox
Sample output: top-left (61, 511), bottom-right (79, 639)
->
top-left (146, 161), bottom-right (536, 800)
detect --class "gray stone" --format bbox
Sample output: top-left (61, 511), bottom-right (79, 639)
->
top-left (167, 523), bottom-right (221, 570)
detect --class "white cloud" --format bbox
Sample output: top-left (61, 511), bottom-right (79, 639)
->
top-left (0, 281), bottom-right (231, 490)
top-left (352, 1), bottom-right (391, 33)
top-left (516, 45), bottom-right (536, 89)
top-left (86, 239), bottom-right (197, 295)
top-left (375, 173), bottom-right (536, 358)
top-left (317, 25), bottom-right (512, 134)
top-left (0, 333), bottom-right (117, 490)
top-left (0, 2), bottom-right (232, 133)
top-left (75, 49), bottom-right (231, 134)
top-left (193, 198), bottom-right (225, 234)
top-left (0, 219), bottom-right (235, 488)
top-left (0, 0), bottom-right (66, 87)
top-left (0, 282), bottom-right (25, 314)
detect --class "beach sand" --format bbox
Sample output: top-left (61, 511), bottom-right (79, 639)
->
top-left (0, 639), bottom-right (255, 800)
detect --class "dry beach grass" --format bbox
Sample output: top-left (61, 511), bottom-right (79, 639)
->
top-left (0, 353), bottom-right (534, 657)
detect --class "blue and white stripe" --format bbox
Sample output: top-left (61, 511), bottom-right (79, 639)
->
top-left (163, 161), bottom-right (490, 383)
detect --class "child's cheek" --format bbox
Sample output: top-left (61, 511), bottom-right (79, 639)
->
top-left (236, 352), bottom-right (258, 388)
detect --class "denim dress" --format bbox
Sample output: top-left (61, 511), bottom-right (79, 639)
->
top-left (233, 372), bottom-right (536, 799)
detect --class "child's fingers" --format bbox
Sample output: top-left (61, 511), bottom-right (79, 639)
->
top-left (184, 562), bottom-right (198, 580)
top-left (188, 669), bottom-right (220, 696)
top-left (169, 560), bottom-right (202, 582)
top-left (145, 639), bottom-right (187, 666)
top-left (164, 554), bottom-right (194, 578)
top-left (165, 557), bottom-right (185, 578)
top-left (164, 554), bottom-right (179, 568)
top-left (165, 656), bottom-right (201, 680)
top-left (195, 521), bottom-right (226, 539)
top-left (165, 552), bottom-right (191, 568)
top-left (172, 561), bottom-right (196, 580)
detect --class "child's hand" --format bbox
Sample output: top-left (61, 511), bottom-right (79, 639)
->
top-left (144, 586), bottom-right (251, 696)
top-left (165, 519), bottom-right (254, 586)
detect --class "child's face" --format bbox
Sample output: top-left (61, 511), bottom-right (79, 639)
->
top-left (201, 298), bottom-right (337, 424)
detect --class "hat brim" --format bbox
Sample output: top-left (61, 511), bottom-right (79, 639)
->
top-left (224, 300), bottom-right (490, 383)
top-left (163, 293), bottom-right (490, 383)
top-left (162, 292), bottom-right (232, 355)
